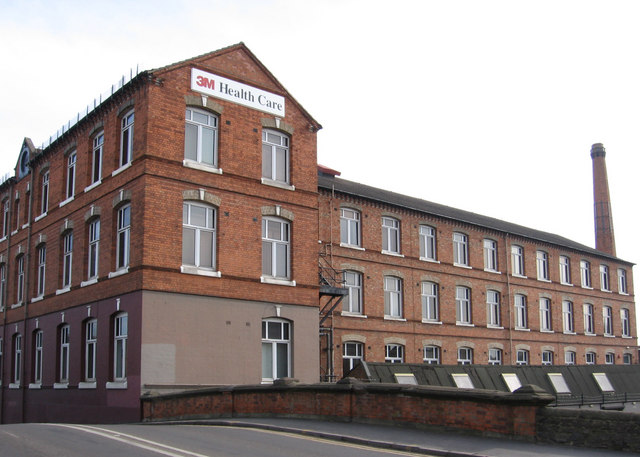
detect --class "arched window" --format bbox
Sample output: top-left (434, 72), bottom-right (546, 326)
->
top-left (342, 341), bottom-right (364, 373)
top-left (385, 344), bottom-right (404, 363)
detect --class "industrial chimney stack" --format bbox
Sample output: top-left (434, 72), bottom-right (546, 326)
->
top-left (591, 143), bottom-right (616, 256)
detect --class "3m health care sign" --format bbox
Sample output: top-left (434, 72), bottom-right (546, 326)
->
top-left (191, 68), bottom-right (285, 117)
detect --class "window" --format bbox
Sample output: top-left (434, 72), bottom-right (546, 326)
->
top-left (88, 219), bottom-right (100, 280)
top-left (421, 281), bottom-right (438, 322)
top-left (262, 217), bottom-right (290, 279)
top-left (385, 344), bottom-right (404, 363)
top-left (36, 245), bottom-right (46, 297)
top-left (542, 350), bottom-right (553, 366)
top-left (261, 319), bottom-right (290, 382)
top-left (182, 202), bottom-right (216, 270)
top-left (623, 353), bottom-right (632, 365)
top-left (33, 330), bottom-right (43, 384)
top-left (0, 263), bottom-right (5, 308)
top-left (457, 347), bottom-right (473, 365)
top-left (559, 256), bottom-right (571, 284)
top-left (185, 108), bottom-right (218, 167)
top-left (453, 232), bottom-right (468, 266)
top-left (565, 350), bottom-right (576, 365)
top-left (340, 208), bottom-right (360, 247)
top-left (384, 276), bottom-right (402, 318)
top-left (516, 349), bottom-right (529, 366)
top-left (1, 200), bottom-right (8, 238)
top-left (511, 245), bottom-right (524, 276)
top-left (585, 352), bottom-right (596, 365)
top-left (262, 129), bottom-right (289, 184)
top-left (488, 348), bottom-right (502, 365)
top-left (538, 297), bottom-right (551, 331)
top-left (455, 286), bottom-right (472, 325)
top-left (0, 337), bottom-right (3, 383)
top-left (13, 199), bottom-right (19, 232)
top-left (343, 271), bottom-right (363, 314)
top-left (514, 294), bottom-right (527, 329)
top-left (419, 225), bottom-right (436, 261)
top-left (59, 325), bottom-right (70, 383)
top-left (342, 342), bottom-right (363, 374)
top-left (120, 110), bottom-right (134, 167)
top-left (562, 300), bottom-right (574, 333)
top-left (605, 352), bottom-right (615, 365)
top-left (113, 313), bottom-right (128, 381)
top-left (40, 171), bottom-right (49, 215)
top-left (483, 239), bottom-right (498, 271)
top-left (580, 260), bottom-right (591, 288)
top-left (423, 345), bottom-right (440, 364)
top-left (16, 255), bottom-right (24, 304)
top-left (66, 151), bottom-right (76, 200)
top-left (85, 319), bottom-right (97, 382)
top-left (62, 231), bottom-right (73, 288)
top-left (116, 205), bottom-right (131, 270)
top-left (603, 306), bottom-right (613, 336)
top-left (381, 217), bottom-right (400, 254)
top-left (584, 303), bottom-right (595, 334)
top-left (13, 334), bottom-right (22, 384)
top-left (536, 250), bottom-right (549, 281)
top-left (618, 268), bottom-right (628, 294)
top-left (487, 290), bottom-right (500, 327)
top-left (92, 132), bottom-right (103, 184)
top-left (621, 308), bottom-right (631, 337)
top-left (600, 265), bottom-right (610, 291)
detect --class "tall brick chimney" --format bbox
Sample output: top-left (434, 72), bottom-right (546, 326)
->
top-left (591, 143), bottom-right (616, 256)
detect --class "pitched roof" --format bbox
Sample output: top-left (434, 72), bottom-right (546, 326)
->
top-left (318, 173), bottom-right (631, 264)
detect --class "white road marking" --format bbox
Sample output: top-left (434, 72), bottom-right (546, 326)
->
top-left (49, 424), bottom-right (213, 457)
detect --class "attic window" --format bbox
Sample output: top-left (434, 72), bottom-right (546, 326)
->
top-left (547, 373), bottom-right (571, 394)
top-left (501, 373), bottom-right (522, 392)
top-left (394, 373), bottom-right (417, 385)
top-left (452, 373), bottom-right (474, 389)
top-left (593, 373), bottom-right (615, 392)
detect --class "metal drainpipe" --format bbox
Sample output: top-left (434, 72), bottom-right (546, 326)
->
top-left (328, 184), bottom-right (335, 381)
top-left (504, 233), bottom-right (513, 365)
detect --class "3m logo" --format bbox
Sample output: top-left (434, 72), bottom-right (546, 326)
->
top-left (196, 76), bottom-right (215, 90)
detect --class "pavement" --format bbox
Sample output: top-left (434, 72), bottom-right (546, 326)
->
top-left (159, 417), bottom-right (636, 457)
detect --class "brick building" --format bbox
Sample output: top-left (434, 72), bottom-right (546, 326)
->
top-left (0, 44), bottom-right (635, 423)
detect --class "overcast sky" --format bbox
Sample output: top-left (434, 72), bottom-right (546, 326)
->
top-left (1, 1), bottom-right (638, 286)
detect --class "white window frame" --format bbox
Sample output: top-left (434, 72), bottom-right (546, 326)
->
top-left (88, 219), bottom-right (100, 280)
top-left (62, 231), bottom-right (73, 289)
top-left (120, 110), bottom-right (134, 168)
top-left (483, 239), bottom-right (498, 272)
top-left (542, 350), bottom-right (553, 366)
top-left (184, 108), bottom-right (218, 168)
top-left (40, 171), bottom-right (49, 216)
top-left (585, 352), bottom-right (596, 365)
top-left (419, 225), bottom-right (436, 261)
top-left (603, 305), bottom-right (613, 336)
top-left (92, 132), bottom-right (104, 185)
top-left (421, 281), bottom-right (439, 322)
top-left (262, 217), bottom-right (290, 280)
top-left (562, 300), bottom-right (574, 333)
top-left (36, 246), bottom-right (46, 297)
top-left (66, 151), bottom-right (76, 200)
top-left (381, 217), bottom-right (400, 254)
top-left (623, 353), bottom-right (632, 365)
top-left (340, 208), bottom-right (361, 248)
top-left (536, 250), bottom-right (549, 281)
top-left (457, 347), bottom-right (473, 365)
top-left (385, 344), bottom-right (404, 363)
top-left (488, 348), bottom-right (502, 365)
top-left (343, 270), bottom-right (363, 314)
top-left (621, 308), bottom-right (631, 337)
top-left (453, 232), bottom-right (468, 267)
top-left (423, 345), bottom-right (440, 364)
top-left (59, 325), bottom-right (70, 383)
top-left (85, 319), bottom-right (97, 382)
top-left (565, 350), bottom-right (576, 365)
top-left (14, 334), bottom-right (22, 385)
top-left (605, 352), bottom-right (615, 365)
top-left (538, 297), bottom-right (551, 332)
top-left (511, 245), bottom-right (525, 276)
top-left (34, 330), bottom-right (43, 385)
top-left (559, 256), bottom-right (571, 285)
top-left (600, 265), bottom-right (610, 291)
top-left (113, 313), bottom-right (128, 381)
top-left (116, 205), bottom-right (131, 271)
top-left (514, 294), bottom-right (528, 329)
top-left (516, 349), bottom-right (529, 366)
top-left (16, 255), bottom-right (24, 304)
top-left (262, 129), bottom-right (289, 184)
top-left (182, 202), bottom-right (216, 271)
top-left (0, 263), bottom-right (5, 309)
top-left (580, 260), bottom-right (591, 288)
top-left (584, 303), bottom-right (595, 335)
top-left (261, 318), bottom-right (291, 383)
top-left (455, 286), bottom-right (472, 325)
top-left (343, 341), bottom-right (363, 373)
top-left (384, 276), bottom-right (403, 318)
top-left (618, 268), bottom-right (628, 294)
top-left (487, 290), bottom-right (500, 327)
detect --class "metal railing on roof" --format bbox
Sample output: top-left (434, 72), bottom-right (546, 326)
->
top-left (550, 392), bottom-right (640, 408)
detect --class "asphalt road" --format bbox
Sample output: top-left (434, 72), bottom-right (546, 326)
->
top-left (0, 423), bottom-right (431, 457)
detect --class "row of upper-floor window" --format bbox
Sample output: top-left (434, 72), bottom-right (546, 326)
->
top-left (0, 199), bottom-right (296, 308)
top-left (339, 208), bottom-right (630, 294)
top-left (0, 313), bottom-right (127, 388)
top-left (343, 341), bottom-right (632, 371)
top-left (342, 270), bottom-right (633, 338)
top-left (0, 107), bottom-right (294, 241)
